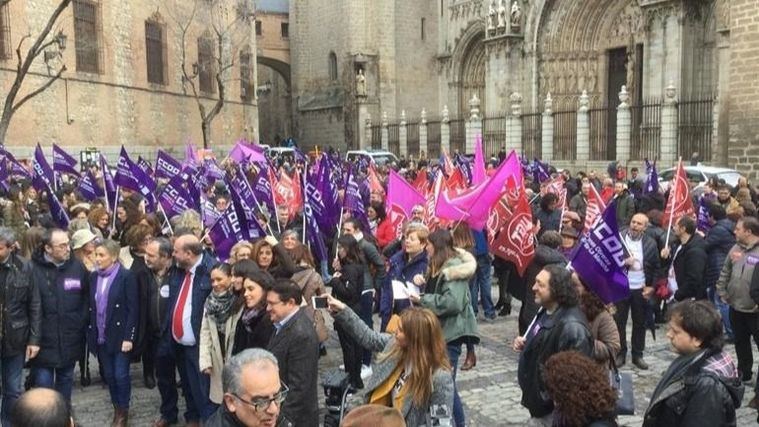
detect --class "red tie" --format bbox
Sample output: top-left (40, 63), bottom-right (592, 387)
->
top-left (172, 272), bottom-right (192, 341)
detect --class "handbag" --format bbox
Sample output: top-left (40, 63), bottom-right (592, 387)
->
top-left (609, 357), bottom-right (635, 415)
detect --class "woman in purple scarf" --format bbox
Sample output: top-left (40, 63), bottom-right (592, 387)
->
top-left (87, 239), bottom-right (139, 427)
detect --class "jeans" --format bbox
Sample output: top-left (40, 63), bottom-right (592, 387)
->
top-left (31, 364), bottom-right (75, 401)
top-left (614, 288), bottom-right (647, 358)
top-left (155, 336), bottom-right (178, 423)
top-left (175, 343), bottom-right (217, 421)
top-left (360, 290), bottom-right (375, 366)
top-left (729, 308), bottom-right (759, 380)
top-left (0, 354), bottom-right (24, 427)
top-left (470, 254), bottom-right (496, 318)
top-left (446, 343), bottom-right (465, 427)
top-left (98, 345), bottom-right (132, 409)
top-left (336, 319), bottom-right (363, 389)
top-left (709, 287), bottom-right (734, 339)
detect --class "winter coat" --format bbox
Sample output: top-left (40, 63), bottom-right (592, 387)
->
top-left (643, 349), bottom-right (744, 427)
top-left (162, 252), bottom-right (215, 340)
top-left (205, 404), bottom-right (292, 427)
top-left (703, 219), bottom-right (736, 289)
top-left (291, 264), bottom-right (328, 342)
top-left (359, 237), bottom-right (386, 292)
top-left (672, 234), bottom-right (708, 301)
top-left (29, 250), bottom-right (90, 368)
top-left (620, 228), bottom-right (662, 286)
top-left (87, 266), bottom-right (139, 355)
top-left (519, 246), bottom-right (567, 334)
top-left (615, 192), bottom-right (635, 229)
top-left (375, 217), bottom-right (396, 249)
top-left (569, 193), bottom-right (588, 224)
top-left (590, 310), bottom-right (620, 366)
top-left (718, 240), bottom-right (759, 313)
top-left (379, 250), bottom-right (427, 330)
top-left (200, 307), bottom-right (243, 404)
top-left (534, 208), bottom-right (561, 238)
top-left (419, 249), bottom-right (479, 345)
top-left (0, 253), bottom-right (41, 357)
top-left (129, 251), bottom-right (153, 360)
top-left (330, 262), bottom-right (365, 310)
top-left (518, 305), bottom-right (593, 418)
top-left (334, 307), bottom-right (454, 427)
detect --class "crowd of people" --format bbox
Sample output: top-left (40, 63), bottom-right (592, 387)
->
top-left (0, 148), bottom-right (756, 427)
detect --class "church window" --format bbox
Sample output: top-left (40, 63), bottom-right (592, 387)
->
top-left (256, 20), bottom-right (262, 36)
top-left (73, 0), bottom-right (103, 74)
top-left (198, 35), bottom-right (216, 94)
top-left (329, 52), bottom-right (338, 81)
top-left (281, 22), bottom-right (289, 38)
top-left (0, 3), bottom-right (10, 60)
top-left (145, 20), bottom-right (168, 85)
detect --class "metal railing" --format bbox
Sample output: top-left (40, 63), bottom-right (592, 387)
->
top-left (553, 109), bottom-right (577, 160)
top-left (449, 118), bottom-right (466, 154)
top-left (407, 122), bottom-right (420, 159)
top-left (427, 120), bottom-right (441, 159)
top-left (678, 97), bottom-right (714, 161)
top-left (631, 100), bottom-right (661, 161)
top-left (522, 112), bottom-right (542, 160)
top-left (588, 106), bottom-right (611, 161)
top-left (388, 123), bottom-right (399, 156)
top-left (483, 114), bottom-right (506, 157)
top-left (371, 123), bottom-right (382, 150)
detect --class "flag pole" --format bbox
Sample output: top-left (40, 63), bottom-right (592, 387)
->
top-left (157, 203), bottom-right (174, 236)
top-left (301, 165), bottom-right (307, 245)
top-left (664, 158), bottom-right (682, 249)
top-left (111, 185), bottom-right (120, 235)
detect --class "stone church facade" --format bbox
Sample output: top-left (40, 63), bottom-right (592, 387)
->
top-left (290, 0), bottom-right (759, 179)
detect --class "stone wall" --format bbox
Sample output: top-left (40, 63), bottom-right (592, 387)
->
top-left (0, 0), bottom-right (256, 161)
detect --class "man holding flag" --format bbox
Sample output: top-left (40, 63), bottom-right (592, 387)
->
top-left (661, 216), bottom-right (708, 301)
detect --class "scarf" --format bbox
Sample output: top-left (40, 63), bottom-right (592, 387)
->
top-left (241, 307), bottom-right (263, 333)
top-left (204, 290), bottom-right (236, 332)
top-left (96, 262), bottom-right (121, 344)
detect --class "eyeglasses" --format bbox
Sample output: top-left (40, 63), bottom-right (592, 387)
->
top-left (233, 382), bottom-right (289, 412)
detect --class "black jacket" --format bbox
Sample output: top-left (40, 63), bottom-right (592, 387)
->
top-left (162, 252), bottom-right (215, 339)
top-left (620, 228), bottom-right (662, 286)
top-left (0, 253), bottom-right (41, 357)
top-left (87, 266), bottom-right (139, 354)
top-left (615, 192), bottom-right (635, 229)
top-left (518, 246), bottom-right (566, 334)
top-left (329, 262), bottom-right (364, 309)
top-left (673, 234), bottom-right (709, 301)
top-left (129, 251), bottom-right (152, 359)
top-left (267, 309), bottom-right (319, 427)
top-left (30, 250), bottom-right (90, 368)
top-left (703, 219), bottom-right (736, 289)
top-left (643, 349), bottom-right (744, 427)
top-left (232, 307), bottom-right (274, 355)
top-left (518, 305), bottom-right (593, 418)
top-left (205, 403), bottom-right (292, 427)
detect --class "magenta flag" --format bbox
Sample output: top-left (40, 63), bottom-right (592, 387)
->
top-left (472, 134), bottom-right (486, 186)
top-left (435, 151), bottom-right (522, 229)
top-left (229, 141), bottom-right (266, 164)
top-left (388, 169), bottom-right (427, 237)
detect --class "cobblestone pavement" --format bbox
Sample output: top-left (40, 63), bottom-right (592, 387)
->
top-left (70, 291), bottom-right (759, 426)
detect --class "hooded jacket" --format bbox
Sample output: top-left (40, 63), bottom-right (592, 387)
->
top-left (703, 219), bottom-right (736, 289)
top-left (379, 249), bottom-right (428, 330)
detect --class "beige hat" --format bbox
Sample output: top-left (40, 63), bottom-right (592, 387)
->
top-left (71, 229), bottom-right (97, 250)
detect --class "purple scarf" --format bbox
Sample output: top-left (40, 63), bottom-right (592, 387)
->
top-left (96, 262), bottom-right (121, 344)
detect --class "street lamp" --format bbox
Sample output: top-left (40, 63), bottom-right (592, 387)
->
top-left (44, 30), bottom-right (67, 63)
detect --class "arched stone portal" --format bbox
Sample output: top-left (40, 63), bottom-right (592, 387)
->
top-left (458, 33), bottom-right (487, 118)
top-left (257, 57), bottom-right (292, 146)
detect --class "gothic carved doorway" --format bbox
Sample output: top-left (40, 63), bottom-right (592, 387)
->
top-left (459, 34), bottom-right (486, 118)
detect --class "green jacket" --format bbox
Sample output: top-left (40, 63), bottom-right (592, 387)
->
top-left (420, 249), bottom-right (480, 344)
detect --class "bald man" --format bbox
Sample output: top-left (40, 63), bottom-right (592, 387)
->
top-left (614, 213), bottom-right (661, 370)
top-left (11, 388), bottom-right (73, 427)
top-left (154, 234), bottom-right (216, 427)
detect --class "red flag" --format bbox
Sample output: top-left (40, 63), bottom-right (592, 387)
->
top-left (441, 150), bottom-right (455, 177)
top-left (663, 160), bottom-right (695, 228)
top-left (412, 171), bottom-right (429, 197)
top-left (487, 185), bottom-right (535, 276)
top-left (444, 168), bottom-right (467, 194)
top-left (275, 169), bottom-right (303, 221)
top-left (541, 176), bottom-right (567, 208)
top-left (367, 165), bottom-right (384, 195)
top-left (583, 184), bottom-right (607, 232)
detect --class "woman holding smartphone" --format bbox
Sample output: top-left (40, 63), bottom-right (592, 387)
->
top-left (329, 234), bottom-right (367, 389)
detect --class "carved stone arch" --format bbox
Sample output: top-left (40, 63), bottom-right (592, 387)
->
top-left (148, 9), bottom-right (165, 24)
top-left (450, 20), bottom-right (487, 85)
top-left (450, 21), bottom-right (487, 117)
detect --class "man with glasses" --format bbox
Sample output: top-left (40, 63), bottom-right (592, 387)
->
top-left (266, 280), bottom-right (319, 427)
top-left (206, 348), bottom-right (291, 427)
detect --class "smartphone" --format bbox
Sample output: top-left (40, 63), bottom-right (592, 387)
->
top-left (312, 296), bottom-right (329, 309)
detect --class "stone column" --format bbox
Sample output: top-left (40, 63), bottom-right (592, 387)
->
top-left (381, 112), bottom-right (389, 151)
top-left (399, 110), bottom-right (408, 157)
top-left (506, 92), bottom-right (523, 154)
top-left (542, 93), bottom-right (554, 161)
top-left (576, 90), bottom-right (590, 161)
top-left (441, 105), bottom-right (451, 154)
top-left (661, 82), bottom-right (678, 164)
top-left (466, 94), bottom-right (482, 154)
top-left (616, 86), bottom-right (632, 163)
top-left (364, 114), bottom-right (372, 150)
top-left (419, 109), bottom-right (428, 159)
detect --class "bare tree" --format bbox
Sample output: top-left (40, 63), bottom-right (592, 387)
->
top-left (0, 0), bottom-right (71, 146)
top-left (168, 0), bottom-right (254, 149)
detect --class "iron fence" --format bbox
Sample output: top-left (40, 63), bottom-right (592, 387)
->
top-left (588, 107), bottom-right (611, 161)
top-left (449, 118), bottom-right (466, 154)
top-left (427, 120), bottom-right (441, 159)
top-left (630, 100), bottom-right (661, 161)
top-left (483, 114), bottom-right (506, 157)
top-left (407, 122), bottom-right (420, 159)
top-left (553, 109), bottom-right (577, 160)
top-left (371, 123), bottom-right (382, 150)
top-left (678, 97), bottom-right (713, 161)
top-left (388, 123), bottom-right (400, 156)
top-left (522, 112), bottom-right (542, 160)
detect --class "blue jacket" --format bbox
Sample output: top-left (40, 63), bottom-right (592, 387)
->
top-left (380, 250), bottom-right (428, 331)
top-left (704, 219), bottom-right (736, 289)
top-left (163, 252), bottom-right (215, 342)
top-left (88, 266), bottom-right (139, 354)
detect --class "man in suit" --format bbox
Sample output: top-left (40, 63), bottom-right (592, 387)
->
top-left (266, 280), bottom-right (319, 427)
top-left (157, 234), bottom-right (216, 426)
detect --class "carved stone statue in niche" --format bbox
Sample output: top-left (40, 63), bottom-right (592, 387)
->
top-left (510, 0), bottom-right (521, 32)
top-left (488, 0), bottom-right (497, 32)
top-left (566, 62), bottom-right (576, 93)
top-left (356, 69), bottom-right (367, 97)
top-left (578, 63), bottom-right (587, 93)
top-left (588, 62), bottom-right (597, 93)
top-left (497, 0), bottom-right (507, 30)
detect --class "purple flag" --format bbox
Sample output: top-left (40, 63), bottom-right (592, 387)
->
top-left (303, 167), bottom-right (328, 262)
top-left (532, 158), bottom-right (550, 184)
top-left (0, 148), bottom-right (30, 179)
top-left (455, 154), bottom-right (473, 186)
top-left (203, 159), bottom-right (225, 182)
top-left (137, 156), bottom-right (154, 177)
top-left (185, 143), bottom-right (197, 166)
top-left (571, 200), bottom-right (630, 304)
top-left (155, 150), bottom-right (182, 180)
top-left (46, 186), bottom-right (70, 229)
top-left (52, 144), bottom-right (81, 178)
top-left (77, 170), bottom-right (104, 202)
top-left (343, 166), bottom-right (370, 233)
top-left (251, 164), bottom-right (276, 215)
top-left (31, 144), bottom-right (55, 193)
top-left (201, 194), bottom-right (220, 229)
top-left (114, 147), bottom-right (157, 211)
top-left (315, 155), bottom-right (340, 234)
top-left (644, 159), bottom-right (659, 195)
top-left (0, 157), bottom-right (9, 192)
top-left (159, 172), bottom-right (195, 220)
top-left (229, 141), bottom-right (266, 164)
top-left (227, 165), bottom-right (264, 216)
top-left (697, 192), bottom-right (716, 233)
top-left (228, 179), bottom-right (267, 241)
top-left (207, 203), bottom-right (247, 262)
top-left (100, 154), bottom-right (118, 213)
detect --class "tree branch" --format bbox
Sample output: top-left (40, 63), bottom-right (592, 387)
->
top-left (11, 65), bottom-right (66, 114)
